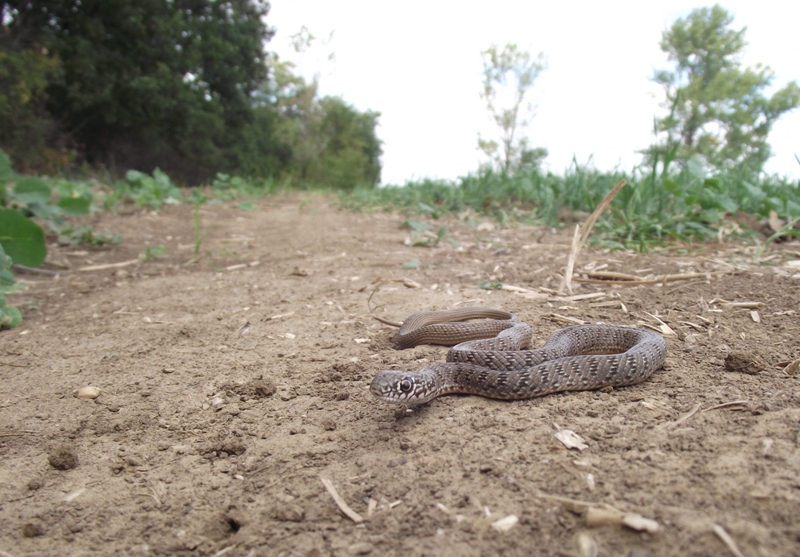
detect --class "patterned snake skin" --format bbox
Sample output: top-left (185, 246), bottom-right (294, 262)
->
top-left (370, 307), bottom-right (667, 405)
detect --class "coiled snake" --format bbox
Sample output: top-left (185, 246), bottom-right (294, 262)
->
top-left (369, 307), bottom-right (667, 405)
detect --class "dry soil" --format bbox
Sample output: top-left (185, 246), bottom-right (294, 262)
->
top-left (1, 193), bottom-right (799, 557)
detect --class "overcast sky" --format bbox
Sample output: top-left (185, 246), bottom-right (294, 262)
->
top-left (266, 1), bottom-right (800, 185)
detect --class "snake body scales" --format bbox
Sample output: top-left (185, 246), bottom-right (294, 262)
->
top-left (369, 307), bottom-right (667, 405)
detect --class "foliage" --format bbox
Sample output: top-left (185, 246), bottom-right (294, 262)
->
top-left (478, 43), bottom-right (548, 175)
top-left (339, 161), bottom-right (800, 249)
top-left (1, 3), bottom-right (383, 187)
top-left (261, 52), bottom-right (382, 189)
top-left (0, 206), bottom-right (46, 267)
top-left (647, 5), bottom-right (800, 173)
top-left (118, 169), bottom-right (182, 209)
top-left (141, 244), bottom-right (165, 261)
top-left (0, 148), bottom-right (86, 327)
top-left (55, 225), bottom-right (122, 246)
top-left (0, 243), bottom-right (23, 328)
top-left (211, 172), bottom-right (282, 199)
top-left (1, 0), bottom-right (276, 182)
top-left (0, 147), bottom-right (124, 327)
top-left (313, 96), bottom-right (382, 189)
top-left (0, 43), bottom-right (65, 173)
top-left (402, 220), bottom-right (453, 248)
top-left (0, 150), bottom-right (47, 267)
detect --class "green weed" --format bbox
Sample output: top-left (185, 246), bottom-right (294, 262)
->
top-left (339, 161), bottom-right (800, 250)
top-left (141, 245), bottom-right (166, 261)
top-left (117, 169), bottom-right (182, 209)
top-left (190, 189), bottom-right (208, 261)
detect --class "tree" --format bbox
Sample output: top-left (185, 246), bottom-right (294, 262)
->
top-left (0, 45), bottom-right (63, 173)
top-left (263, 66), bottom-right (382, 188)
top-left (648, 4), bottom-right (800, 173)
top-left (1, 0), bottom-right (276, 182)
top-left (258, 37), bottom-right (382, 188)
top-left (0, 3), bottom-right (382, 186)
top-left (478, 43), bottom-right (547, 175)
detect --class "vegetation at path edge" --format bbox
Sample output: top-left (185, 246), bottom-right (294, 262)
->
top-left (339, 160), bottom-right (800, 250)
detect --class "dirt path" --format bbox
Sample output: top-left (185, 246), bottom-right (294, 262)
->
top-left (2, 193), bottom-right (799, 557)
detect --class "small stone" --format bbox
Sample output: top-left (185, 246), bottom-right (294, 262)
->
top-left (490, 515), bottom-right (519, 532)
top-left (27, 478), bottom-right (45, 491)
top-left (348, 542), bottom-right (374, 555)
top-left (554, 429), bottom-right (589, 451)
top-left (73, 386), bottom-right (101, 399)
top-left (124, 455), bottom-right (144, 467)
top-left (48, 444), bottom-right (79, 470)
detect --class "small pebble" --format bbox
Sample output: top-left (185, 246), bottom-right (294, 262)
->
top-left (491, 515), bottom-right (519, 532)
top-left (348, 542), bottom-right (374, 555)
top-left (73, 386), bottom-right (100, 399)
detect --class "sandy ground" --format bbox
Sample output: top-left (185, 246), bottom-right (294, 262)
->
top-left (1, 193), bottom-right (799, 557)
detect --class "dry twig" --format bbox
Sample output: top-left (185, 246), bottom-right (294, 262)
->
top-left (575, 271), bottom-right (717, 286)
top-left (561, 179), bottom-right (627, 294)
top-left (373, 315), bottom-right (402, 328)
top-left (713, 524), bottom-right (747, 557)
top-left (701, 401), bottom-right (749, 413)
top-left (320, 477), bottom-right (363, 523)
top-left (668, 403), bottom-right (702, 428)
top-left (78, 259), bottom-right (139, 272)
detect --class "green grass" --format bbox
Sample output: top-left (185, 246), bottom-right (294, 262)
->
top-left (339, 159), bottom-right (800, 250)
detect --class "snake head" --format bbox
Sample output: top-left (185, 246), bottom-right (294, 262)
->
top-left (369, 370), bottom-right (434, 405)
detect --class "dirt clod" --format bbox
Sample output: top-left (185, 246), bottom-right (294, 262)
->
top-left (724, 350), bottom-right (766, 374)
top-left (252, 377), bottom-right (277, 397)
top-left (321, 418), bottom-right (337, 431)
top-left (271, 502), bottom-right (305, 522)
top-left (21, 523), bottom-right (43, 538)
top-left (47, 444), bottom-right (79, 470)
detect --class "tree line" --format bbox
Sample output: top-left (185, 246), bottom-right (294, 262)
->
top-left (1, 3), bottom-right (797, 187)
top-left (0, 0), bottom-right (382, 187)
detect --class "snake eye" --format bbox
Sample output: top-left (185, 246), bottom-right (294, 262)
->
top-left (398, 379), bottom-right (413, 393)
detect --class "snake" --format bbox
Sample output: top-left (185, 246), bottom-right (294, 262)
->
top-left (369, 307), bottom-right (667, 405)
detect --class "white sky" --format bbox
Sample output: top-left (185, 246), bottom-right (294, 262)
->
top-left (266, 1), bottom-right (800, 185)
